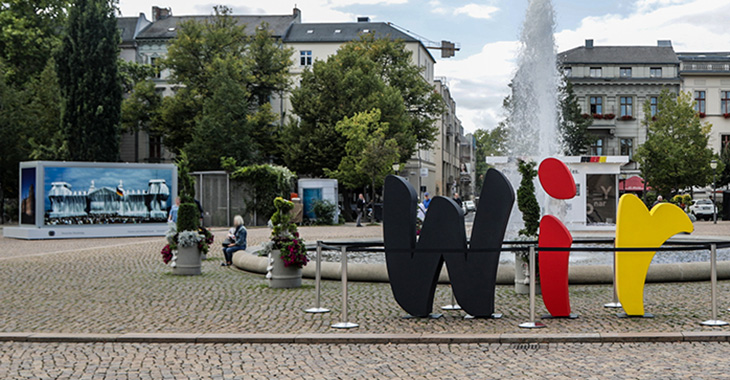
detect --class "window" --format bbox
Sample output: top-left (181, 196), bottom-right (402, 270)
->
top-left (620, 67), bottom-right (632, 78)
top-left (722, 91), bottom-right (730, 114)
top-left (300, 50), bottom-right (312, 66)
top-left (650, 96), bottom-right (658, 117)
top-left (150, 57), bottom-right (161, 79)
top-left (564, 67), bottom-right (572, 77)
top-left (694, 91), bottom-right (706, 113)
top-left (149, 135), bottom-right (162, 162)
top-left (590, 138), bottom-right (604, 156)
top-left (620, 138), bottom-right (633, 159)
top-left (589, 67), bottom-right (602, 78)
top-left (620, 96), bottom-right (633, 117)
top-left (720, 134), bottom-right (730, 151)
top-left (650, 67), bottom-right (662, 78)
top-left (590, 96), bottom-right (602, 114)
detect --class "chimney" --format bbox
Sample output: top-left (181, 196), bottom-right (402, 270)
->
top-left (357, 16), bottom-right (370, 22)
top-left (293, 7), bottom-right (301, 23)
top-left (657, 40), bottom-right (672, 47)
top-left (585, 39), bottom-right (594, 48)
top-left (152, 6), bottom-right (172, 21)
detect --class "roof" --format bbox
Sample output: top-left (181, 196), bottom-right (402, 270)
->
top-left (559, 46), bottom-right (678, 65)
top-left (676, 52), bottom-right (730, 62)
top-left (117, 16), bottom-right (143, 45)
top-left (283, 22), bottom-right (419, 43)
top-left (135, 14), bottom-right (298, 40)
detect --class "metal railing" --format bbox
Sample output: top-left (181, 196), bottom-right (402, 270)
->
top-left (303, 239), bottom-right (730, 329)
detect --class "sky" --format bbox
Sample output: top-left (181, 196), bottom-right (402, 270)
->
top-left (117, 0), bottom-right (730, 134)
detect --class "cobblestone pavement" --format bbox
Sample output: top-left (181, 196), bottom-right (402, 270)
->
top-left (0, 222), bottom-right (729, 378)
top-left (1, 341), bottom-right (729, 379)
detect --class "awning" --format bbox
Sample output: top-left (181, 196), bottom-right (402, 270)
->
top-left (619, 175), bottom-right (650, 192)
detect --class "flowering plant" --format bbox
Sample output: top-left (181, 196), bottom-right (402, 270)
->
top-left (269, 197), bottom-right (309, 269)
top-left (603, 113), bottom-right (616, 120)
top-left (273, 231), bottom-right (308, 268)
top-left (160, 223), bottom-right (214, 264)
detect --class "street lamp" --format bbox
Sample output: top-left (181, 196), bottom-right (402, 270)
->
top-left (710, 159), bottom-right (718, 224)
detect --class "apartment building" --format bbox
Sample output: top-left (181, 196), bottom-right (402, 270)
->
top-left (558, 39), bottom-right (681, 177)
top-left (116, 6), bottom-right (471, 203)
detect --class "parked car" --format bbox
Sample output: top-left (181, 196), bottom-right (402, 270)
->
top-left (463, 200), bottom-right (476, 212)
top-left (689, 199), bottom-right (716, 221)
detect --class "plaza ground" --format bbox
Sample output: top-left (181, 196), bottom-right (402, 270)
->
top-left (0, 221), bottom-right (729, 378)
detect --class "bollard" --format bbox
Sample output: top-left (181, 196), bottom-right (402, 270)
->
top-left (332, 245), bottom-right (358, 329)
top-left (519, 246), bottom-right (546, 329)
top-left (604, 239), bottom-right (622, 308)
top-left (701, 243), bottom-right (728, 326)
top-left (305, 241), bottom-right (330, 314)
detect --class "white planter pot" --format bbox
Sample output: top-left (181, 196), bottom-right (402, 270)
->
top-left (267, 250), bottom-right (302, 288)
top-left (172, 245), bottom-right (202, 276)
top-left (514, 255), bottom-right (541, 295)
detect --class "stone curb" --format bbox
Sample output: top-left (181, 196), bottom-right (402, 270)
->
top-left (233, 250), bottom-right (730, 285)
top-left (2, 332), bottom-right (730, 344)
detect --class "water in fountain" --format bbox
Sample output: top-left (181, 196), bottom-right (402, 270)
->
top-left (501, 0), bottom-right (562, 238)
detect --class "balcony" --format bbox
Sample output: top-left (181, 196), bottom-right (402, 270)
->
top-left (680, 62), bottom-right (730, 73)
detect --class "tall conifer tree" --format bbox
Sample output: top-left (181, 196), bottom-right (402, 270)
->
top-left (56, 0), bottom-right (121, 161)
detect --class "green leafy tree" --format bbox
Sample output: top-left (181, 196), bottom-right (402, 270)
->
top-left (635, 90), bottom-right (718, 197)
top-left (474, 124), bottom-right (507, 193)
top-left (719, 144), bottom-right (730, 188)
top-left (326, 109), bottom-right (400, 202)
top-left (284, 34), bottom-right (443, 177)
top-left (559, 79), bottom-right (595, 155)
top-left (0, 0), bottom-right (69, 85)
top-left (23, 59), bottom-right (65, 160)
top-left (0, 65), bottom-right (26, 221)
top-left (159, 7), bottom-right (290, 169)
top-left (517, 159), bottom-right (539, 237)
top-left (222, 158), bottom-right (296, 224)
top-left (56, 0), bottom-right (122, 161)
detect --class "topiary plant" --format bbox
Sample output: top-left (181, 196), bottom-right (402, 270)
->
top-left (517, 159), bottom-right (539, 238)
top-left (176, 151), bottom-right (199, 232)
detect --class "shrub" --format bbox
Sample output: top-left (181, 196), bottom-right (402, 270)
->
top-left (312, 199), bottom-right (337, 225)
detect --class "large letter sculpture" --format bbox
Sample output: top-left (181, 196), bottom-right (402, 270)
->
top-left (537, 158), bottom-right (576, 318)
top-left (383, 168), bottom-right (514, 318)
top-left (615, 194), bottom-right (693, 316)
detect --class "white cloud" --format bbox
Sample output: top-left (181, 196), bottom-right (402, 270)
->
top-left (453, 4), bottom-right (499, 20)
top-left (435, 41), bottom-right (519, 132)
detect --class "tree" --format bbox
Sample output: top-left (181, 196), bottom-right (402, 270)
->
top-left (0, 0), bottom-right (70, 85)
top-left (159, 6), bottom-right (291, 169)
top-left (635, 90), bottom-right (717, 197)
top-left (474, 124), bottom-right (507, 193)
top-left (517, 159), bottom-right (539, 237)
top-left (719, 144), bottom-right (730, 189)
top-left (24, 59), bottom-right (65, 160)
top-left (559, 79), bottom-right (595, 155)
top-left (0, 64), bottom-right (26, 222)
top-left (326, 109), bottom-right (400, 202)
top-left (56, 0), bottom-right (122, 161)
top-left (283, 34), bottom-right (443, 177)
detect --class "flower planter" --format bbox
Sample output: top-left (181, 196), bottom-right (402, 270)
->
top-left (514, 254), bottom-right (541, 295)
top-left (267, 250), bottom-right (302, 288)
top-left (172, 246), bottom-right (202, 275)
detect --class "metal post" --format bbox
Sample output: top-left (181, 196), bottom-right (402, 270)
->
top-left (713, 171), bottom-right (717, 224)
top-left (519, 246), bottom-right (546, 329)
top-left (604, 239), bottom-right (622, 308)
top-left (332, 245), bottom-right (358, 328)
top-left (441, 286), bottom-right (461, 310)
top-left (306, 241), bottom-right (329, 313)
top-left (701, 243), bottom-right (727, 326)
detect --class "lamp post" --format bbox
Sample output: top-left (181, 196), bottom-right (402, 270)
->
top-left (710, 160), bottom-right (717, 224)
